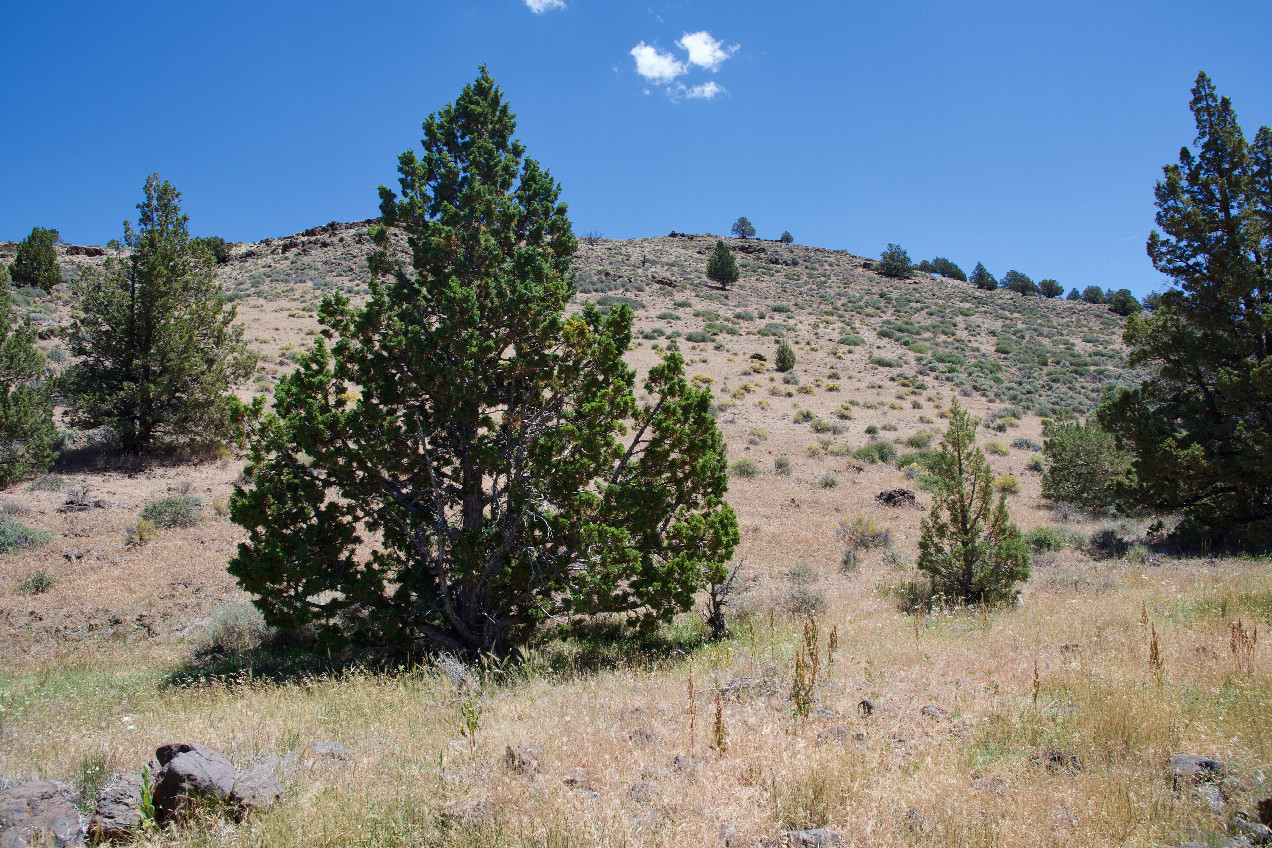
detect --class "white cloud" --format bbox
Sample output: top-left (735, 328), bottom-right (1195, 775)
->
top-left (667, 80), bottom-right (727, 102)
top-left (675, 31), bottom-right (739, 71)
top-left (630, 42), bottom-right (687, 83)
top-left (525, 0), bottom-right (565, 12)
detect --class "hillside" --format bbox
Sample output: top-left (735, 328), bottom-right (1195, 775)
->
top-left (1, 227), bottom-right (1268, 848)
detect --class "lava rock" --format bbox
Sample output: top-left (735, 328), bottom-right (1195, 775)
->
top-left (0, 780), bottom-right (83, 847)
top-left (87, 773), bottom-right (143, 841)
top-left (151, 743), bottom-right (237, 825)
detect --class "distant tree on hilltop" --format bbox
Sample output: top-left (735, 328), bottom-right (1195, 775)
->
top-left (730, 217), bottom-right (756, 239)
top-left (779, 231), bottom-right (793, 244)
top-left (1000, 270), bottom-right (1038, 296)
top-left (1107, 289), bottom-right (1142, 316)
top-left (917, 257), bottom-right (966, 281)
top-left (1066, 288), bottom-right (1082, 301)
top-left (706, 239), bottom-right (740, 287)
top-left (970, 262), bottom-right (997, 291)
top-left (877, 243), bottom-right (914, 279)
top-left (10, 227), bottom-right (62, 293)
top-left (1081, 285), bottom-right (1106, 304)
top-left (1038, 279), bottom-right (1063, 298)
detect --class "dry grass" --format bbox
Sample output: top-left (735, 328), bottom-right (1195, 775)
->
top-left (0, 230), bottom-right (1267, 846)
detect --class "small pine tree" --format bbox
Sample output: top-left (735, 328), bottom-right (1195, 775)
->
top-left (779, 231), bottom-right (793, 244)
top-left (730, 217), bottom-right (756, 239)
top-left (1000, 270), bottom-right (1038, 296)
top-left (0, 265), bottom-right (59, 485)
top-left (1066, 287), bottom-right (1082, 301)
top-left (706, 239), bottom-right (739, 287)
top-left (970, 262), bottom-right (997, 291)
top-left (774, 340), bottom-right (796, 372)
top-left (67, 175), bottom-right (257, 454)
top-left (877, 243), bottom-right (914, 279)
top-left (10, 228), bottom-right (62, 293)
top-left (917, 398), bottom-right (1029, 606)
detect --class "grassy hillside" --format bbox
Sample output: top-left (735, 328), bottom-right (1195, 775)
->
top-left (0, 228), bottom-right (1267, 848)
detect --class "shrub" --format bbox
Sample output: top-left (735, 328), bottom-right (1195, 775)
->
top-left (729, 457), bottom-right (762, 478)
top-left (1041, 418), bottom-right (1133, 512)
top-left (819, 473), bottom-right (839, 489)
top-left (985, 441), bottom-right (1009, 456)
top-left (205, 602), bottom-right (272, 654)
top-left (837, 334), bottom-right (865, 346)
top-left (141, 494), bottom-right (202, 529)
top-left (192, 235), bottom-right (231, 265)
top-left (774, 456), bottom-right (792, 475)
top-left (853, 442), bottom-right (897, 464)
top-left (0, 516), bottom-right (52, 553)
top-left (1011, 438), bottom-right (1042, 452)
top-left (840, 548), bottom-right (859, 572)
top-left (775, 340), bottom-right (796, 372)
top-left (124, 518), bottom-right (159, 546)
top-left (839, 515), bottom-right (891, 550)
top-left (1087, 526), bottom-right (1130, 559)
top-left (868, 356), bottom-right (901, 368)
top-left (917, 398), bottom-right (1029, 606)
top-left (904, 433), bottom-right (932, 449)
top-left (685, 330), bottom-right (711, 343)
top-left (19, 569), bottom-right (55, 595)
top-left (782, 371), bottom-right (800, 385)
top-left (1023, 526), bottom-right (1067, 553)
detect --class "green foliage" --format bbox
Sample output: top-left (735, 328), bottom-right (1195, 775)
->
top-left (1098, 72), bottom-right (1272, 549)
top-left (1107, 289), bottom-right (1141, 316)
top-left (1038, 279), bottom-right (1064, 298)
top-left (0, 515), bottom-right (52, 553)
top-left (1043, 419), bottom-right (1134, 518)
top-left (877, 243), bottom-right (914, 279)
top-left (10, 227), bottom-right (62, 293)
top-left (852, 441), bottom-right (896, 464)
top-left (706, 239), bottom-right (740, 287)
top-left (774, 340), bottom-right (796, 372)
top-left (140, 494), bottom-right (202, 529)
top-left (229, 70), bottom-right (738, 656)
top-left (1081, 285), bottom-right (1106, 304)
top-left (0, 270), bottom-right (59, 485)
top-left (19, 569), bottom-right (55, 595)
top-left (970, 262), bottom-right (997, 291)
top-left (730, 217), bottom-right (756, 239)
top-left (1000, 270), bottom-right (1038, 296)
top-left (917, 257), bottom-right (966, 281)
top-left (1022, 527), bottom-right (1068, 553)
top-left (837, 334), bottom-right (865, 346)
top-left (1066, 288), bottom-right (1082, 301)
top-left (774, 455), bottom-right (792, 475)
top-left (191, 235), bottom-right (231, 265)
top-left (917, 398), bottom-right (1029, 606)
top-left (67, 175), bottom-right (257, 454)
top-left (729, 457), bottom-right (762, 478)
top-left (779, 231), bottom-right (794, 244)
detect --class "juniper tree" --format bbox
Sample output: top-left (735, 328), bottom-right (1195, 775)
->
top-left (917, 398), bottom-right (1029, 605)
top-left (706, 239), bottom-right (739, 287)
top-left (877, 243), bottom-right (914, 279)
top-left (1000, 270), bottom-right (1037, 296)
top-left (779, 231), bottom-right (793, 244)
top-left (0, 264), bottom-right (59, 485)
top-left (229, 69), bottom-right (739, 656)
top-left (1038, 279), bottom-right (1063, 298)
top-left (774, 339), bottom-right (796, 372)
top-left (970, 262), bottom-right (997, 291)
top-left (1098, 72), bottom-right (1272, 549)
top-left (730, 217), bottom-right (755, 239)
top-left (10, 227), bottom-right (62, 293)
top-left (67, 175), bottom-right (256, 454)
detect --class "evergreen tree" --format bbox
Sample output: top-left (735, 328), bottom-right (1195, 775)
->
top-left (1107, 289), bottom-right (1142, 316)
top-left (229, 69), bottom-right (739, 656)
top-left (730, 217), bottom-right (756, 239)
top-left (1098, 72), bottom-right (1272, 549)
top-left (706, 239), bottom-right (739, 287)
top-left (779, 231), bottom-right (793, 244)
top-left (774, 339), bottom-right (796, 372)
top-left (1000, 269), bottom-right (1038, 296)
top-left (1081, 285), bottom-right (1106, 304)
top-left (877, 243), bottom-right (914, 279)
top-left (1066, 287), bottom-right (1082, 301)
top-left (67, 175), bottom-right (257, 454)
top-left (1041, 418), bottom-right (1134, 513)
top-left (970, 262), bottom-right (997, 291)
top-left (926, 257), bottom-right (966, 281)
top-left (1038, 279), bottom-right (1064, 298)
top-left (10, 227), bottom-right (62, 293)
top-left (0, 264), bottom-right (59, 485)
top-left (917, 398), bottom-right (1029, 606)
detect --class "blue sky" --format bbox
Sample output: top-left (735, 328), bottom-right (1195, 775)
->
top-left (3, 1), bottom-right (1269, 298)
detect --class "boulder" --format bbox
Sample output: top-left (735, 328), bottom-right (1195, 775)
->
top-left (1171, 755), bottom-right (1225, 788)
top-left (1257, 795), bottom-right (1272, 827)
top-left (875, 489), bottom-right (922, 509)
top-left (1031, 749), bottom-right (1082, 774)
top-left (784, 829), bottom-right (840, 846)
top-left (151, 743), bottom-right (237, 825)
top-left (304, 740), bottom-right (349, 763)
top-left (230, 756), bottom-right (285, 817)
top-left (920, 704), bottom-right (950, 721)
top-left (503, 742), bottom-right (542, 776)
top-left (0, 780), bottom-right (83, 847)
top-left (1230, 811), bottom-right (1272, 844)
top-left (87, 773), bottom-right (143, 841)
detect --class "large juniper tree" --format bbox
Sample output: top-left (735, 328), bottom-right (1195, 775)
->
top-left (0, 264), bottom-right (59, 485)
top-left (229, 69), bottom-right (739, 656)
top-left (67, 175), bottom-right (256, 454)
top-left (10, 227), bottom-right (62, 293)
top-left (1098, 72), bottom-right (1272, 549)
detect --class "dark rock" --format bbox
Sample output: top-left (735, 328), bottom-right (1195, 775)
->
top-left (87, 773), bottom-right (142, 841)
top-left (784, 828), bottom-right (840, 846)
top-left (857, 698), bottom-right (873, 718)
top-left (920, 704), bottom-right (950, 721)
top-left (1259, 795), bottom-right (1272, 826)
top-left (875, 489), bottom-right (922, 509)
top-left (504, 742), bottom-right (542, 776)
top-left (230, 756), bottom-right (285, 817)
top-left (1231, 810), bottom-right (1272, 843)
top-left (629, 780), bottom-right (658, 804)
top-left (1171, 755), bottom-right (1226, 788)
top-left (0, 780), bottom-right (83, 847)
top-left (1031, 749), bottom-right (1082, 774)
top-left (151, 743), bottom-right (237, 824)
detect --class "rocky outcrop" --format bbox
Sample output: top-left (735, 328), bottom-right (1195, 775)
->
top-left (0, 780), bottom-right (83, 847)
